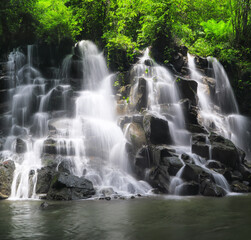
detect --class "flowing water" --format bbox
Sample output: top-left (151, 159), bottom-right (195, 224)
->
top-left (187, 54), bottom-right (251, 160)
top-left (1, 41), bottom-right (151, 200)
top-left (1, 195), bottom-right (251, 240)
top-left (1, 42), bottom-right (250, 199)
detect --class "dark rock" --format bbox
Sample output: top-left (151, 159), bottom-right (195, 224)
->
top-left (147, 166), bottom-right (170, 193)
top-left (176, 181), bottom-right (199, 196)
top-left (186, 124), bottom-right (207, 134)
top-left (209, 134), bottom-right (242, 169)
top-left (130, 77), bottom-right (148, 111)
top-left (36, 165), bottom-right (56, 194)
top-left (239, 165), bottom-right (251, 183)
top-left (149, 145), bottom-right (176, 165)
top-left (231, 181), bottom-right (249, 193)
top-left (205, 160), bottom-right (223, 169)
top-left (43, 138), bottom-right (57, 155)
top-left (161, 157), bottom-right (183, 176)
top-left (132, 114), bottom-right (144, 127)
top-left (172, 53), bottom-right (185, 72)
top-left (175, 77), bottom-right (198, 106)
top-left (0, 160), bottom-right (15, 198)
top-left (200, 179), bottom-right (226, 197)
top-left (134, 146), bottom-right (152, 174)
top-left (40, 202), bottom-right (49, 209)
top-left (143, 112), bottom-right (171, 145)
top-left (131, 196), bottom-right (135, 199)
top-left (181, 163), bottom-right (212, 183)
top-left (105, 197), bottom-right (111, 201)
top-left (191, 134), bottom-right (209, 159)
top-left (144, 59), bottom-right (154, 67)
top-left (47, 172), bottom-right (95, 200)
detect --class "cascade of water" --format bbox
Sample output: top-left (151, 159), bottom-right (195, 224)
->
top-left (130, 48), bottom-right (190, 146)
top-left (188, 53), bottom-right (251, 160)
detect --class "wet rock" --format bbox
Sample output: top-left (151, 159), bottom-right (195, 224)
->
top-left (172, 53), bottom-right (185, 72)
top-left (231, 181), bottom-right (249, 193)
top-left (147, 166), bottom-right (170, 193)
top-left (205, 160), bottom-right (223, 169)
top-left (239, 165), bottom-right (251, 184)
top-left (125, 122), bottom-right (146, 153)
top-left (149, 145), bottom-right (176, 165)
top-left (175, 77), bottom-right (198, 106)
top-left (176, 181), bottom-right (199, 196)
top-left (191, 134), bottom-right (209, 159)
top-left (160, 157), bottom-right (183, 176)
top-left (47, 172), bottom-right (95, 200)
top-left (200, 179), bottom-right (226, 197)
top-left (143, 113), bottom-right (171, 145)
top-left (202, 76), bottom-right (216, 100)
top-left (186, 124), bottom-right (207, 134)
top-left (209, 134), bottom-right (242, 169)
top-left (43, 138), bottom-right (57, 155)
top-left (181, 163), bottom-right (212, 183)
top-left (15, 138), bottom-right (27, 154)
top-left (144, 59), bottom-right (154, 67)
top-left (133, 77), bottom-right (148, 111)
top-left (0, 160), bottom-right (15, 198)
top-left (36, 165), bottom-right (56, 194)
top-left (39, 202), bottom-right (49, 209)
top-left (105, 197), bottom-right (111, 201)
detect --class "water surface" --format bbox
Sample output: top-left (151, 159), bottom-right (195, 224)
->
top-left (1, 194), bottom-right (251, 240)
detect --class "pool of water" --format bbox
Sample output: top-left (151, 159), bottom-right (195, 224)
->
top-left (1, 194), bottom-right (251, 240)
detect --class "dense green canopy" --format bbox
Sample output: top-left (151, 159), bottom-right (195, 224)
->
top-left (0, 0), bottom-right (250, 71)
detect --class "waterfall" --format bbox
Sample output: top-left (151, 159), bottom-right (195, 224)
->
top-left (188, 53), bottom-right (251, 160)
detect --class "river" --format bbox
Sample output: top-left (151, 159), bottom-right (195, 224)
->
top-left (1, 194), bottom-right (251, 240)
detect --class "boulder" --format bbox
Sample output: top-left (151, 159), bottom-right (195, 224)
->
top-left (43, 138), bottom-right (57, 155)
top-left (205, 160), bottom-right (223, 169)
top-left (149, 145), bottom-right (176, 165)
top-left (143, 112), bottom-right (172, 145)
top-left (209, 134), bottom-right (242, 169)
top-left (147, 166), bottom-right (170, 193)
top-left (0, 160), bottom-right (15, 198)
top-left (47, 172), bottom-right (95, 200)
top-left (160, 157), bottom-right (183, 176)
top-left (231, 181), bottom-right (249, 193)
top-left (176, 181), bottom-right (199, 196)
top-left (131, 77), bottom-right (148, 111)
top-left (180, 163), bottom-right (212, 183)
top-left (200, 179), bottom-right (226, 197)
top-left (191, 134), bottom-right (209, 159)
top-left (175, 77), bottom-right (198, 106)
top-left (125, 122), bottom-right (146, 153)
top-left (36, 165), bottom-right (56, 194)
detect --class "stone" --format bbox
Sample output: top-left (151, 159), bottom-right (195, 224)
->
top-left (200, 179), bottom-right (226, 197)
top-left (47, 172), bottom-right (95, 200)
top-left (100, 187), bottom-right (115, 197)
top-left (0, 160), bottom-right (15, 198)
top-left (181, 163), bottom-right (212, 183)
top-left (149, 145), bottom-right (176, 165)
top-left (15, 138), bottom-right (27, 154)
top-left (191, 134), bottom-right (209, 159)
top-left (231, 181), bottom-right (250, 193)
top-left (175, 77), bottom-right (198, 106)
top-left (209, 133), bottom-right (242, 169)
top-left (125, 122), bottom-right (146, 153)
top-left (147, 166), bottom-right (170, 193)
top-left (143, 112), bottom-right (171, 145)
top-left (205, 160), bottom-right (223, 169)
top-left (160, 157), bottom-right (183, 176)
top-left (130, 78), bottom-right (148, 111)
top-left (36, 165), bottom-right (56, 194)
top-left (176, 182), bottom-right (199, 196)
top-left (43, 138), bottom-right (57, 155)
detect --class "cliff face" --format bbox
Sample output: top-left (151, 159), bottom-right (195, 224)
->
top-left (0, 41), bottom-right (251, 200)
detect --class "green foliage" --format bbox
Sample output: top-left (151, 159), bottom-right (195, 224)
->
top-left (33, 0), bottom-right (80, 43)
